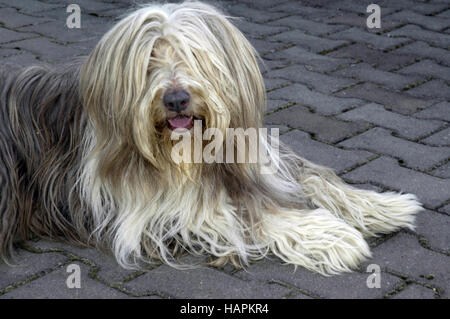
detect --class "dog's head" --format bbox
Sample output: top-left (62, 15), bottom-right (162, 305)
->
top-left (80, 1), bottom-right (266, 171)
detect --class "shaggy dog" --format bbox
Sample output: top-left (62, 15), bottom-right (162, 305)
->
top-left (0, 1), bottom-right (422, 275)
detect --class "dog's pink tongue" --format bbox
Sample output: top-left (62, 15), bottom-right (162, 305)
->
top-left (168, 115), bottom-right (193, 129)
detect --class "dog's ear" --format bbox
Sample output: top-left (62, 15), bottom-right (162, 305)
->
top-left (79, 10), bottom-right (169, 171)
top-left (79, 7), bottom-right (167, 128)
top-left (182, 2), bottom-right (267, 130)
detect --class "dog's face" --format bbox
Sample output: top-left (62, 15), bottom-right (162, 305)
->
top-left (148, 38), bottom-right (208, 133)
top-left (80, 1), bottom-right (266, 170)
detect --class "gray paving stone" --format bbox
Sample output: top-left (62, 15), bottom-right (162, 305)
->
top-left (406, 80), bottom-right (450, 100)
top-left (227, 3), bottom-right (287, 23)
top-left (323, 11), bottom-right (402, 32)
top-left (335, 83), bottom-right (438, 115)
top-left (239, 0), bottom-right (289, 9)
top-left (4, 37), bottom-right (81, 62)
top-left (265, 99), bottom-right (293, 113)
top-left (1, 50), bottom-right (43, 66)
top-left (389, 25), bottom-right (450, 48)
top-left (264, 77), bottom-right (290, 92)
top-left (414, 102), bottom-right (450, 122)
top-left (270, 64), bottom-right (357, 94)
top-left (234, 19), bottom-right (288, 39)
top-left (343, 156), bottom-right (450, 208)
top-left (46, 0), bottom-right (124, 14)
top-left (0, 249), bottom-right (69, 290)
top-left (337, 103), bottom-right (445, 140)
top-left (266, 104), bottom-right (370, 143)
top-left (333, 62), bottom-right (422, 91)
top-left (123, 265), bottom-right (290, 298)
top-left (437, 9), bottom-right (450, 19)
top-left (440, 204), bottom-right (450, 215)
top-left (91, 6), bottom-right (131, 19)
top-left (29, 240), bottom-right (144, 284)
top-left (280, 130), bottom-right (374, 173)
top-left (235, 259), bottom-right (402, 299)
top-left (415, 210), bottom-right (450, 252)
top-left (328, 43), bottom-right (416, 71)
top-left (70, 17), bottom-right (116, 36)
top-left (350, 183), bottom-right (383, 192)
top-left (387, 10), bottom-right (450, 31)
top-left (0, 48), bottom-right (19, 57)
top-left (265, 46), bottom-right (354, 73)
top-left (287, 291), bottom-right (313, 299)
top-left (0, 27), bottom-right (37, 44)
top-left (399, 1), bottom-right (449, 15)
top-left (1, 51), bottom-right (40, 65)
top-left (365, 233), bottom-right (449, 298)
top-left (19, 20), bottom-right (99, 44)
top-left (0, 0), bottom-right (63, 14)
top-left (393, 41), bottom-right (450, 67)
top-left (421, 127), bottom-right (450, 147)
top-left (329, 27), bottom-right (409, 51)
top-left (267, 30), bottom-right (349, 53)
top-left (431, 162), bottom-right (450, 179)
top-left (259, 58), bottom-right (290, 73)
top-left (269, 2), bottom-right (334, 19)
top-left (338, 127), bottom-right (450, 171)
top-left (268, 15), bottom-right (346, 36)
top-left (71, 36), bottom-right (101, 56)
top-left (0, 7), bottom-right (51, 28)
top-left (32, 6), bottom-right (114, 26)
top-left (391, 284), bottom-right (436, 299)
top-left (323, 0), bottom-right (398, 15)
top-left (268, 83), bottom-right (364, 115)
top-left (249, 38), bottom-right (287, 55)
top-left (1, 261), bottom-right (130, 299)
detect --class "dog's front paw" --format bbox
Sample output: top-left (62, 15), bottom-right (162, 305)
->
top-left (260, 208), bottom-right (372, 275)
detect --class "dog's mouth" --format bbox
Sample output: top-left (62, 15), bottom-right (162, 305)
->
top-left (161, 113), bottom-right (205, 132)
top-left (167, 115), bottom-right (195, 131)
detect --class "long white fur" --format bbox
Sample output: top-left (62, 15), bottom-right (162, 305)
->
top-left (75, 1), bottom-right (422, 275)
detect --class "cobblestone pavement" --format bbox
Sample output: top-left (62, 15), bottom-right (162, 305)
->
top-left (0, 0), bottom-right (449, 299)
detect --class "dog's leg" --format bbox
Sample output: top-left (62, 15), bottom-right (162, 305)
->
top-left (259, 207), bottom-right (371, 275)
top-left (298, 159), bottom-right (422, 237)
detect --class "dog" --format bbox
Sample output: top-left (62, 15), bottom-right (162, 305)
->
top-left (0, 1), bottom-right (422, 275)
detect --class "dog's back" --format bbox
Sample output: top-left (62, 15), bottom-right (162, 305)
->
top-left (0, 61), bottom-right (88, 261)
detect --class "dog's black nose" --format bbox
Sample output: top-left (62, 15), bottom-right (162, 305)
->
top-left (163, 90), bottom-right (190, 113)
